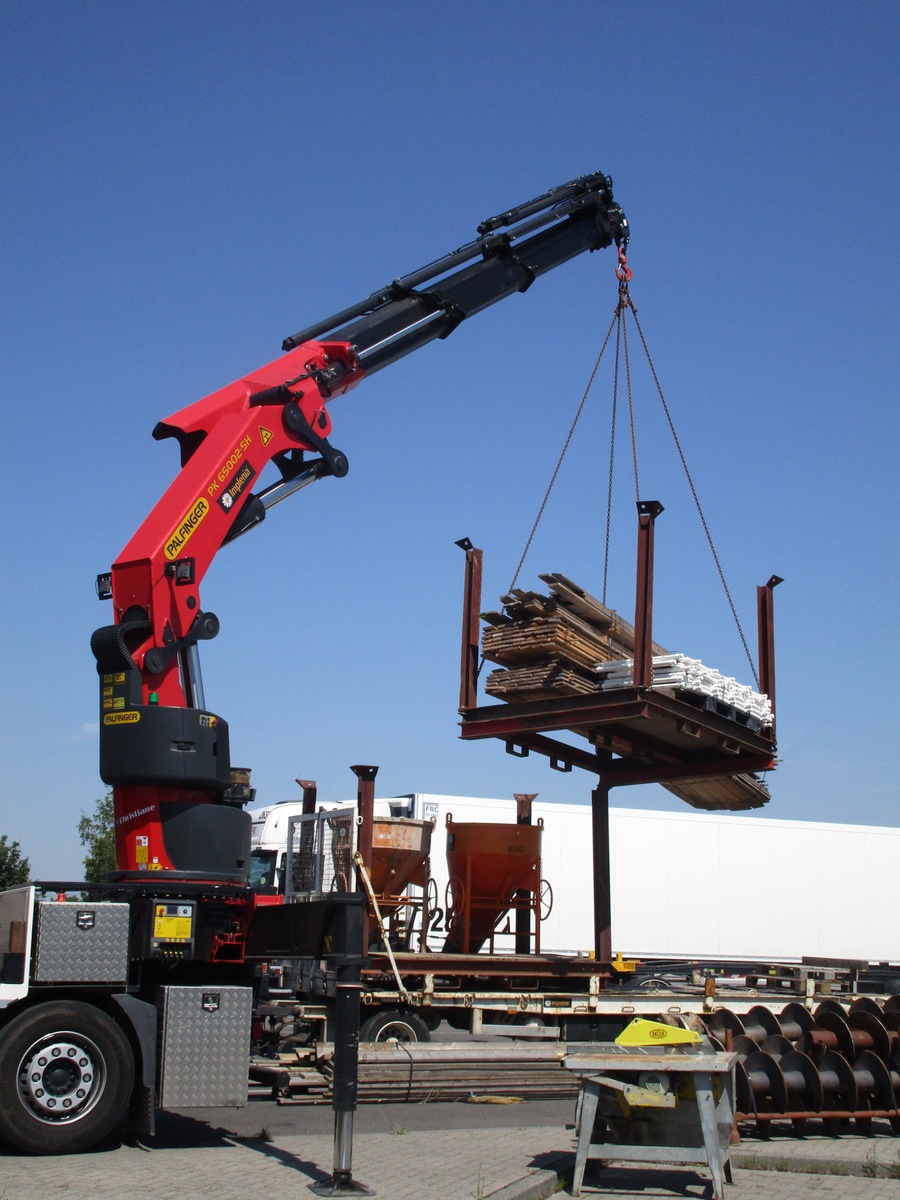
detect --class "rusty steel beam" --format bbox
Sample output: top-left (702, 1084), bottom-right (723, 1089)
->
top-left (460, 694), bottom-right (653, 739)
top-left (599, 753), bottom-right (775, 786)
top-left (504, 733), bottom-right (608, 775)
top-left (296, 778), bottom-right (318, 815)
top-left (352, 764), bottom-right (379, 953)
top-left (633, 500), bottom-right (664, 688)
top-left (351, 765), bottom-right (378, 873)
top-left (456, 537), bottom-right (483, 714)
top-left (461, 689), bottom-right (773, 756)
top-left (591, 781), bottom-right (613, 964)
top-left (757, 574), bottom-right (783, 733)
top-left (500, 729), bottom-right (772, 787)
top-left (514, 793), bottom-right (538, 955)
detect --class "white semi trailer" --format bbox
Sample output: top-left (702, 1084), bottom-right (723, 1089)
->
top-left (250, 794), bottom-right (900, 965)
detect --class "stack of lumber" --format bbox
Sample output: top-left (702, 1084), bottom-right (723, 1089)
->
top-left (662, 773), bottom-right (771, 812)
top-left (483, 573), bottom-right (667, 703)
top-left (258, 1042), bottom-right (585, 1104)
top-left (320, 1042), bottom-right (577, 1103)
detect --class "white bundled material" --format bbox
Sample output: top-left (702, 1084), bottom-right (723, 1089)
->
top-left (595, 653), bottom-right (773, 726)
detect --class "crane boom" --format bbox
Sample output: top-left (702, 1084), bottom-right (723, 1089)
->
top-left (91, 171), bottom-right (627, 879)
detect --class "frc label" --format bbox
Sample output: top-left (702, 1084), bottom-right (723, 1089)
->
top-left (165, 498), bottom-right (210, 560)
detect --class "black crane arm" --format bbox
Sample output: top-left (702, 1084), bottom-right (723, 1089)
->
top-left (282, 171), bottom-right (628, 375)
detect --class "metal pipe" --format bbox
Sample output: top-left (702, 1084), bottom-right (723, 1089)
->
top-left (182, 642), bottom-right (206, 710)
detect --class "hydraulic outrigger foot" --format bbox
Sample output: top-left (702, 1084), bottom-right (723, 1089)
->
top-left (308, 1111), bottom-right (374, 1196)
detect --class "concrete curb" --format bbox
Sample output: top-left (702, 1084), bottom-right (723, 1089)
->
top-left (731, 1151), bottom-right (897, 1180)
top-left (484, 1152), bottom-right (571, 1200)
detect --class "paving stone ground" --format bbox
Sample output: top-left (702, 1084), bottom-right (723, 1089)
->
top-left (5, 1117), bottom-right (900, 1199)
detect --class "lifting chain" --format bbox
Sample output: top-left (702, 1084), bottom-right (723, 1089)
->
top-left (509, 247), bottom-right (760, 690)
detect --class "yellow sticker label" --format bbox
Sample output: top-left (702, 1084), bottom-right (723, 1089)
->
top-left (164, 498), bottom-right (210, 560)
top-left (154, 913), bottom-right (191, 936)
top-left (103, 710), bottom-right (140, 725)
top-left (259, 425), bottom-right (273, 446)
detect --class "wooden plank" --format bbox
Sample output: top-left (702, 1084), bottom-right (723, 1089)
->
top-left (485, 664), bottom-right (598, 703)
top-left (482, 611), bottom-right (630, 671)
top-left (662, 772), bottom-right (771, 811)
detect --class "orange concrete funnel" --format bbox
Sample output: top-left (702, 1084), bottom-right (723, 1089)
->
top-left (368, 817), bottom-right (433, 906)
top-left (442, 815), bottom-right (542, 954)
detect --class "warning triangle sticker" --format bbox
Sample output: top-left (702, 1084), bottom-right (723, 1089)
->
top-left (259, 426), bottom-right (273, 447)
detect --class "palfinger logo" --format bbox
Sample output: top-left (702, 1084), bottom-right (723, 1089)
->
top-left (165, 499), bottom-right (210, 560)
top-left (103, 711), bottom-right (141, 725)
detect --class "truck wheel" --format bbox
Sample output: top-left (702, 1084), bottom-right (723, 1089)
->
top-left (359, 1009), bottom-right (431, 1043)
top-left (0, 1001), bottom-right (135, 1155)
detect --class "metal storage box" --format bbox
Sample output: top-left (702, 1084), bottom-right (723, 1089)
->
top-left (157, 985), bottom-right (252, 1108)
top-left (32, 901), bottom-right (130, 984)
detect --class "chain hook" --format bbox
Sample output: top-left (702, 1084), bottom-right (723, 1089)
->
top-left (615, 245), bottom-right (633, 283)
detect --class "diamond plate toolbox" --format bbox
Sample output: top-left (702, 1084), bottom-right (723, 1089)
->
top-left (157, 985), bottom-right (252, 1108)
top-left (33, 901), bottom-right (130, 983)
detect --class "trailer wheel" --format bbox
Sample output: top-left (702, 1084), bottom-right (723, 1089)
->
top-left (359, 1009), bottom-right (431, 1044)
top-left (0, 1001), bottom-right (135, 1155)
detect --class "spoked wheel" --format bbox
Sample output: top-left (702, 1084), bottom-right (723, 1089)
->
top-left (444, 876), bottom-right (465, 942)
top-left (0, 1001), bottom-right (135, 1155)
top-left (358, 1009), bottom-right (431, 1044)
top-left (539, 879), bottom-right (553, 920)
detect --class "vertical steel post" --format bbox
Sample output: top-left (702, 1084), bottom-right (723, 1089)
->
top-left (757, 575), bottom-right (783, 733)
top-left (514, 793), bottom-right (537, 955)
top-left (311, 896), bottom-right (373, 1197)
top-left (456, 538), bottom-right (483, 713)
top-left (591, 781), bottom-right (613, 964)
top-left (351, 765), bottom-right (378, 952)
top-left (297, 778), bottom-right (318, 815)
top-left (632, 500), bottom-right (664, 689)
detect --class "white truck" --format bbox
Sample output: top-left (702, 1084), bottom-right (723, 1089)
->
top-left (251, 793), bottom-right (900, 964)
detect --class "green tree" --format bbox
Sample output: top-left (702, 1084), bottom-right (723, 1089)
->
top-left (78, 789), bottom-right (116, 882)
top-left (0, 834), bottom-right (30, 888)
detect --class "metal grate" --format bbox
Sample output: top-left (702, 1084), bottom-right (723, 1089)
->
top-left (285, 809), bottom-right (357, 900)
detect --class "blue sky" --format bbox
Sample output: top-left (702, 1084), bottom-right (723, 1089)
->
top-left (2, 1), bottom-right (897, 879)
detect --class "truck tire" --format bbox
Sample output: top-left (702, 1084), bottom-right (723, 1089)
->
top-left (0, 1000), bottom-right (135, 1155)
top-left (359, 1009), bottom-right (431, 1044)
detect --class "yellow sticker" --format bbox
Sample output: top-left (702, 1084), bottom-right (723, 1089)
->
top-left (103, 710), bottom-right (140, 725)
top-left (259, 425), bottom-right (273, 446)
top-left (164, 498), bottom-right (210, 561)
top-left (154, 912), bottom-right (191, 937)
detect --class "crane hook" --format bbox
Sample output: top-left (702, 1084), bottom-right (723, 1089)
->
top-left (615, 245), bottom-right (633, 283)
